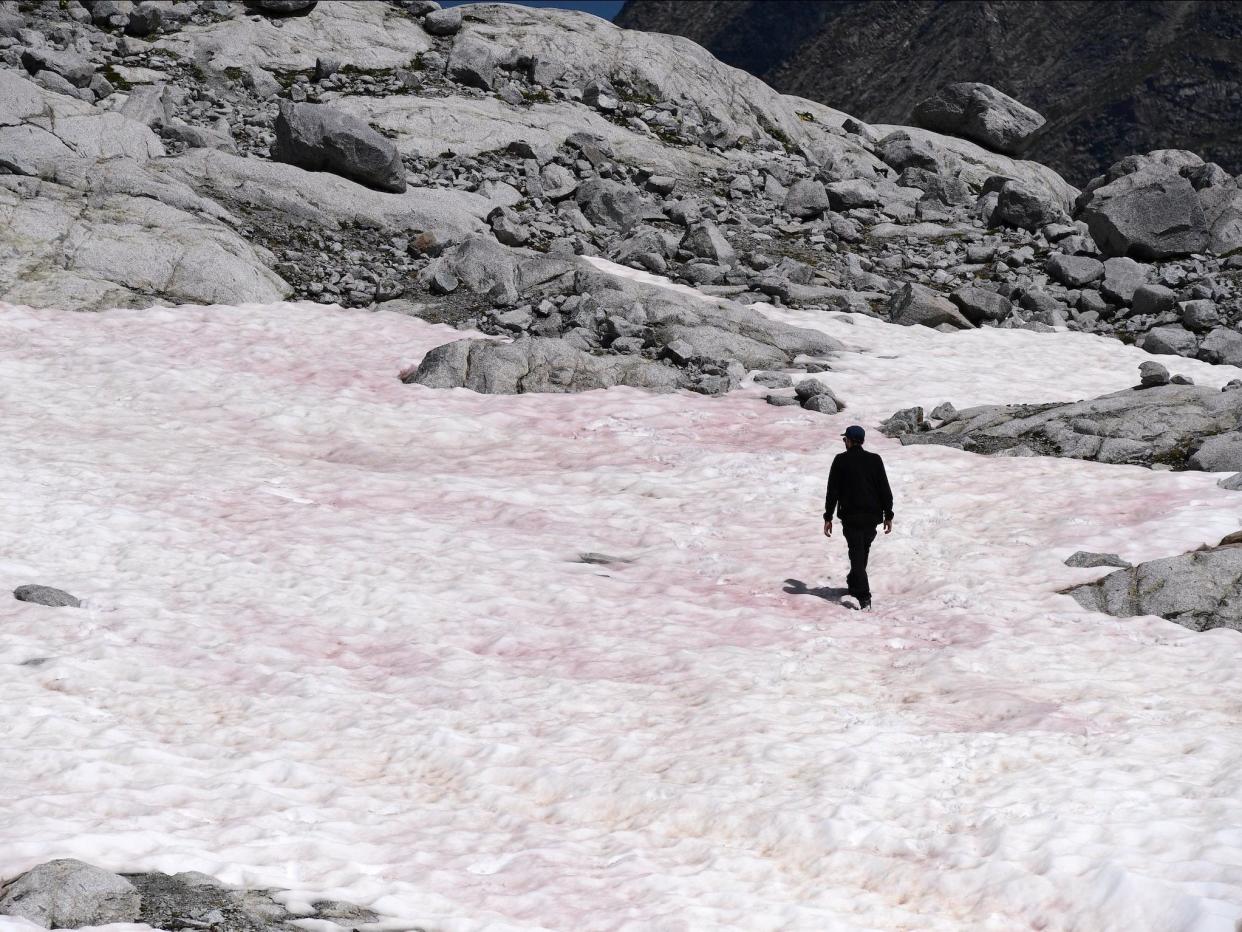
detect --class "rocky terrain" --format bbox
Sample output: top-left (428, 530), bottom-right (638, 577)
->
top-left (880, 371), bottom-right (1242, 472)
top-left (615, 0), bottom-right (1242, 185)
top-left (3, 0), bottom-right (1242, 399)
top-left (0, 859), bottom-right (388, 932)
top-left (1065, 532), bottom-right (1242, 633)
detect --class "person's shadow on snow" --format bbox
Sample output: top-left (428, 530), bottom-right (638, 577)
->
top-left (783, 578), bottom-right (849, 602)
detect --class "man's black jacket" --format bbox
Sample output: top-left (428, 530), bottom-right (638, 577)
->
top-left (823, 445), bottom-right (894, 524)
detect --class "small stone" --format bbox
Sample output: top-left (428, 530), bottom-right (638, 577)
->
top-left (930, 401), bottom-right (958, 422)
top-left (794, 378), bottom-right (832, 401)
top-left (765, 393), bottom-right (800, 407)
top-left (314, 56), bottom-right (339, 81)
top-left (1064, 551), bottom-right (1132, 569)
top-left (1138, 361), bottom-right (1170, 387)
top-left (428, 268), bottom-right (458, 294)
top-left (14, 585), bottom-right (80, 608)
top-left (801, 393), bottom-right (841, 414)
top-left (578, 552), bottom-right (634, 565)
top-left (753, 372), bottom-right (793, 388)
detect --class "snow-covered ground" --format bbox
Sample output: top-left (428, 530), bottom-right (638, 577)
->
top-left (2, 283), bottom-right (1242, 932)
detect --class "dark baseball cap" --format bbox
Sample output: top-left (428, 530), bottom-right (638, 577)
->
top-left (841, 425), bottom-right (866, 442)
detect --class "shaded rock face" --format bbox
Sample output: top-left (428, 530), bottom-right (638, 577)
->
top-left (912, 82), bottom-right (1045, 156)
top-left (272, 102), bottom-right (406, 193)
top-left (882, 383), bottom-right (1242, 471)
top-left (615, 0), bottom-right (1242, 185)
top-left (1077, 168), bottom-right (1209, 259)
top-left (1066, 541), bottom-right (1242, 633)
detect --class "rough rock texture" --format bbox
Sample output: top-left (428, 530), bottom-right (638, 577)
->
top-left (0, 862), bottom-right (382, 932)
top-left (882, 383), bottom-right (1242, 470)
top-left (1076, 166), bottom-right (1209, 258)
top-left (615, 0), bottom-right (1242, 184)
top-left (0, 0), bottom-right (1236, 400)
top-left (888, 282), bottom-right (972, 329)
top-left (1064, 551), bottom-right (1132, 569)
top-left (13, 585), bottom-right (80, 608)
top-left (912, 82), bottom-right (1045, 156)
top-left (405, 336), bottom-right (683, 394)
top-left (272, 102), bottom-right (405, 193)
top-left (1066, 541), bottom-right (1242, 632)
top-left (0, 860), bottom-right (140, 929)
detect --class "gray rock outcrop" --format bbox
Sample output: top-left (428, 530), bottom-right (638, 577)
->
top-left (0, 862), bottom-right (379, 932)
top-left (1067, 539), bottom-right (1242, 633)
top-left (406, 336), bottom-right (683, 394)
top-left (882, 383), bottom-right (1242, 470)
top-left (0, 860), bottom-right (140, 929)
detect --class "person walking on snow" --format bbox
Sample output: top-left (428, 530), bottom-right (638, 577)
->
top-left (823, 425), bottom-right (893, 611)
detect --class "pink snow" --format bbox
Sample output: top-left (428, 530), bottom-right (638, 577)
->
top-left (0, 291), bottom-right (1240, 932)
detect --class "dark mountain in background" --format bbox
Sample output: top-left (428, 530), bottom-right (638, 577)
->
top-left (614, 0), bottom-right (1242, 186)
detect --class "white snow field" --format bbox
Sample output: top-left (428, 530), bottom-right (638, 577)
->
top-left (2, 274), bottom-right (1242, 932)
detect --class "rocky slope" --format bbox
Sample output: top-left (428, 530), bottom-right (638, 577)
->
top-left (3, 0), bottom-right (1241, 397)
top-left (615, 0), bottom-right (1242, 186)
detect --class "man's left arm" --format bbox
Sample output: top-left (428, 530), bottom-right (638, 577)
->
top-left (877, 457), bottom-right (894, 533)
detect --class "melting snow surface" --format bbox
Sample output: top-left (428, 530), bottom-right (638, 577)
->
top-left (2, 286), bottom-right (1242, 932)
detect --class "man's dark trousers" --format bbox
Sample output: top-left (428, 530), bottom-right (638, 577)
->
top-left (843, 522), bottom-right (879, 603)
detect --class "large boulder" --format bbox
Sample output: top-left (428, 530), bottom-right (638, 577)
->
top-left (949, 286), bottom-right (1012, 324)
top-left (575, 178), bottom-right (648, 231)
top-left (1099, 256), bottom-right (1148, 304)
top-left (679, 221), bottom-right (735, 266)
top-left (0, 860), bottom-right (140, 929)
top-left (888, 283), bottom-right (973, 329)
top-left (1067, 542), bottom-right (1242, 633)
top-left (447, 35), bottom-right (498, 90)
top-left (20, 48), bottom-right (96, 89)
top-left (990, 179), bottom-right (1066, 231)
top-left (1047, 253), bottom-right (1104, 287)
top-left (783, 179), bottom-right (829, 219)
top-left (1077, 167), bottom-right (1209, 258)
top-left (272, 101), bottom-right (406, 193)
top-left (1198, 327), bottom-right (1242, 367)
top-left (1141, 325), bottom-right (1198, 358)
top-left (1189, 432), bottom-right (1242, 472)
top-left (912, 83), bottom-right (1045, 156)
top-left (1197, 183), bottom-right (1242, 255)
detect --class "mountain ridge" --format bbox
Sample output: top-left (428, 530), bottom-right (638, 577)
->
top-left (615, 0), bottom-right (1242, 185)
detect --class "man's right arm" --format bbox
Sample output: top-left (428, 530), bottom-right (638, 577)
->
top-left (823, 457), bottom-right (840, 521)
